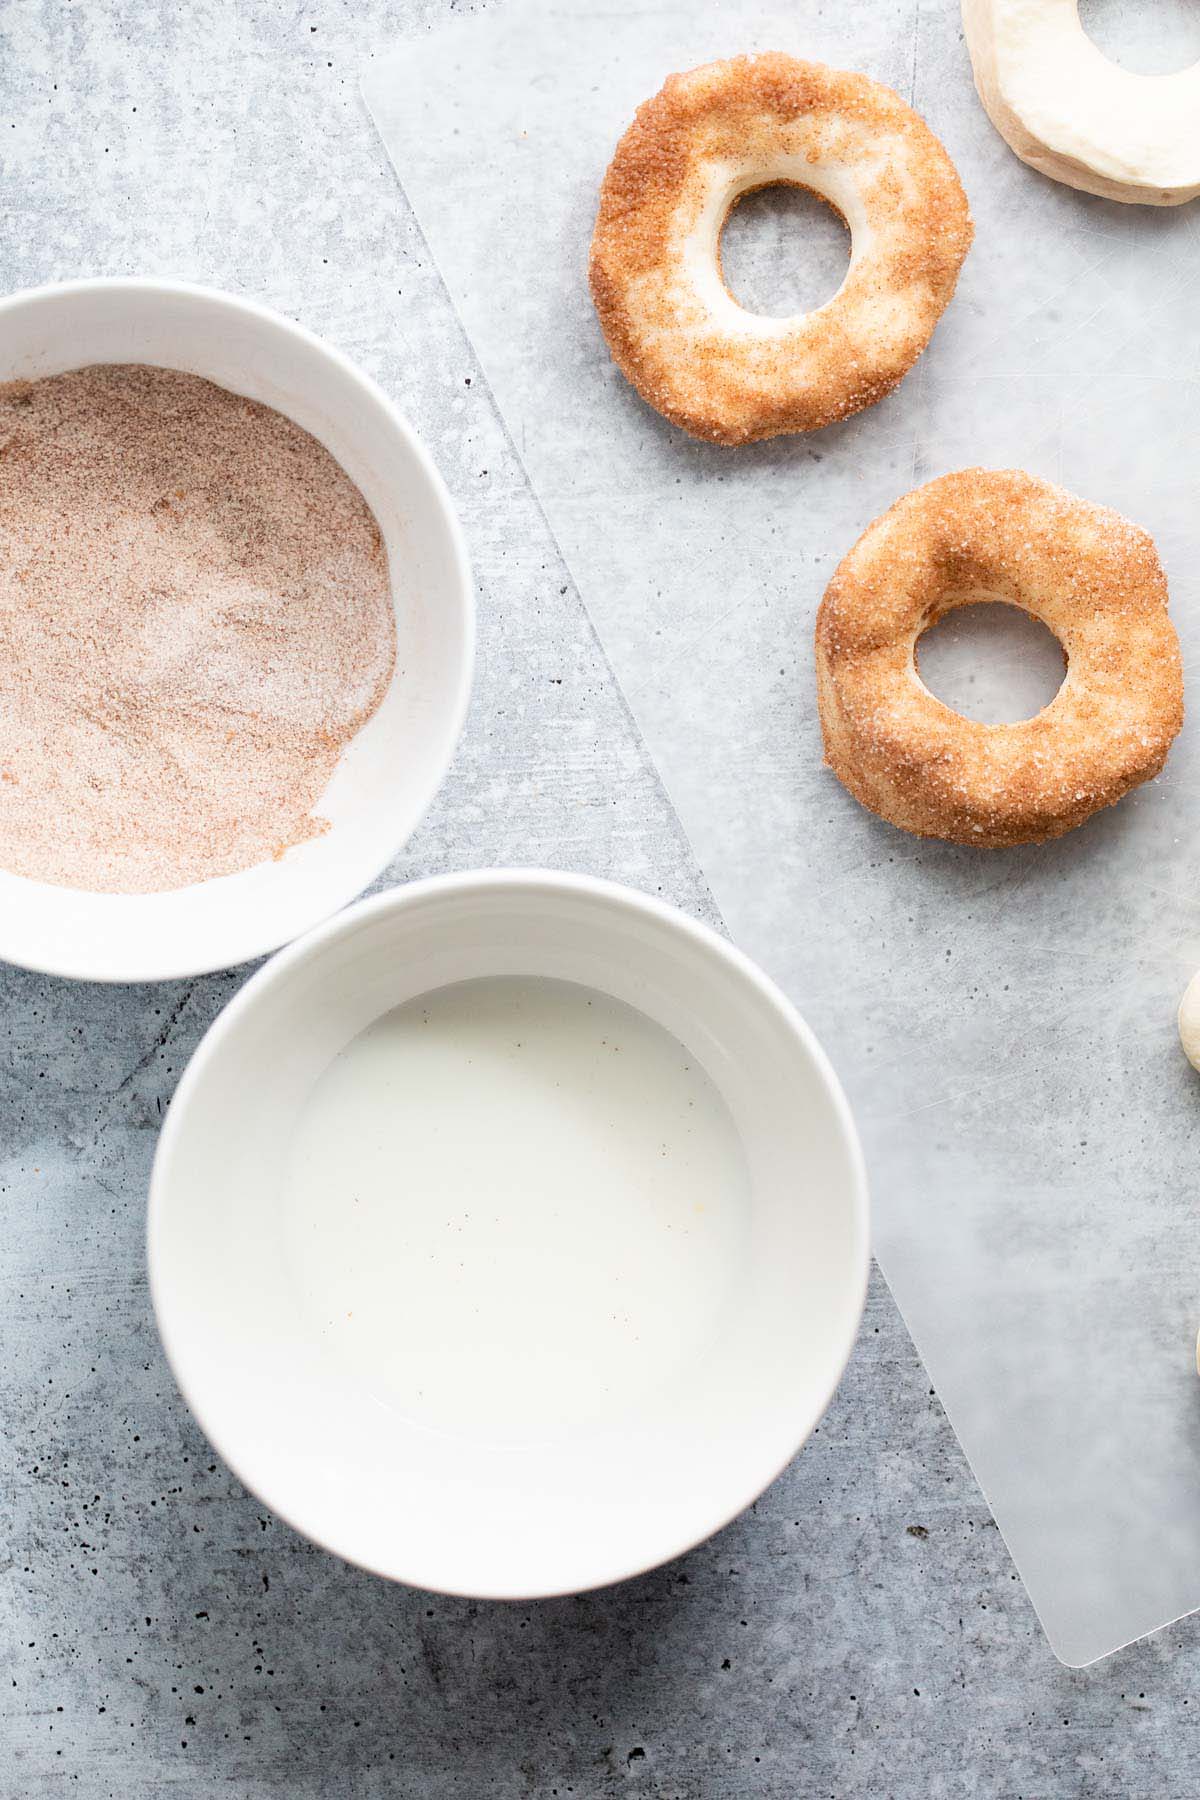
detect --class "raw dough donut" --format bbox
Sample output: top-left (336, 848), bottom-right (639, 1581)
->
top-left (588, 53), bottom-right (973, 446)
top-left (815, 469), bottom-right (1184, 847)
top-left (963, 0), bottom-right (1200, 205)
top-left (1178, 970), bottom-right (1200, 1072)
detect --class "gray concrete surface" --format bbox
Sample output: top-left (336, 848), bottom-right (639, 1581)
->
top-left (0, 1), bottom-right (1196, 1794)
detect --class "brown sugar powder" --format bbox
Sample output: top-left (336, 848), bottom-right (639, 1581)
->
top-left (0, 364), bottom-right (397, 894)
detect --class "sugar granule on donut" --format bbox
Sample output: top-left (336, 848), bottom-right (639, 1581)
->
top-left (588, 53), bottom-right (973, 446)
top-left (815, 469), bottom-right (1184, 848)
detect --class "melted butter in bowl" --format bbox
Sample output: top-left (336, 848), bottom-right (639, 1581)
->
top-left (150, 872), bottom-right (867, 1597)
top-left (284, 975), bottom-right (751, 1441)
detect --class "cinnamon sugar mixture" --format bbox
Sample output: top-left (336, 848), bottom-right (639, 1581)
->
top-left (0, 364), bottom-right (396, 894)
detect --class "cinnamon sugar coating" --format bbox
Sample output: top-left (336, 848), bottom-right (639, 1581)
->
top-left (815, 469), bottom-right (1184, 847)
top-left (589, 53), bottom-right (973, 445)
top-left (0, 365), bottom-right (396, 894)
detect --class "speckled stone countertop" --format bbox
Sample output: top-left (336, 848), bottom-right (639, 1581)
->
top-left (1, 2), bottom-right (1196, 1795)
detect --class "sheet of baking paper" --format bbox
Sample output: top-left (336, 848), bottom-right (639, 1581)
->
top-left (365, 0), bottom-right (1200, 1665)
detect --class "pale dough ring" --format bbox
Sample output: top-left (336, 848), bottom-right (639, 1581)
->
top-left (815, 469), bottom-right (1184, 848)
top-left (588, 53), bottom-right (973, 446)
top-left (1178, 970), bottom-right (1200, 1072)
top-left (963, 0), bottom-right (1200, 205)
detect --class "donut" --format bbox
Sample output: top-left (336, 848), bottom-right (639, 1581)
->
top-left (815, 470), bottom-right (1184, 847)
top-left (963, 0), bottom-right (1200, 205)
top-left (1178, 970), bottom-right (1200, 1073)
top-left (588, 53), bottom-right (973, 446)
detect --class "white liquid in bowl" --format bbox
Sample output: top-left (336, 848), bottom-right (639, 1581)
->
top-left (282, 975), bottom-right (751, 1440)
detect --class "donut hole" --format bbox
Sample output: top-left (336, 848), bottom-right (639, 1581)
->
top-left (1078, 0), bottom-right (1200, 75)
top-left (719, 183), bottom-right (851, 317)
top-left (916, 602), bottom-right (1066, 724)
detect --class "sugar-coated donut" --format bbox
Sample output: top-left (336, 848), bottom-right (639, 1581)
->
top-left (963, 0), bottom-right (1200, 206)
top-left (815, 470), bottom-right (1184, 847)
top-left (588, 53), bottom-right (973, 446)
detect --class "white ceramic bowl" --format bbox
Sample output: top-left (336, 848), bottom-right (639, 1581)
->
top-left (0, 278), bottom-right (473, 982)
top-left (149, 871), bottom-right (869, 1598)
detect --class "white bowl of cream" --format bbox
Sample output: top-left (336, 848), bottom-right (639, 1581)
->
top-left (148, 870), bottom-right (868, 1598)
top-left (0, 278), bottom-right (473, 981)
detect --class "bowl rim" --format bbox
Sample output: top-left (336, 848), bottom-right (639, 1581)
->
top-left (147, 867), bottom-right (870, 1599)
top-left (0, 276), bottom-right (475, 985)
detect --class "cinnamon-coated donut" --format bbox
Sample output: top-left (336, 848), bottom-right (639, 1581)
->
top-left (815, 469), bottom-right (1184, 847)
top-left (588, 53), bottom-right (973, 446)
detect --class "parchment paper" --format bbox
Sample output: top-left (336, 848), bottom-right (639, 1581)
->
top-left (365, 0), bottom-right (1200, 1664)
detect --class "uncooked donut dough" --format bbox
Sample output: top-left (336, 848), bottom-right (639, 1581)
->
top-left (962, 0), bottom-right (1200, 205)
top-left (1178, 970), bottom-right (1200, 1071)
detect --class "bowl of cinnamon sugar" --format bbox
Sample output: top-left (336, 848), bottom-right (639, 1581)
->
top-left (0, 278), bottom-right (473, 982)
